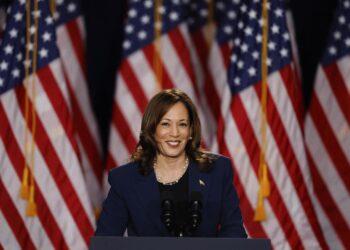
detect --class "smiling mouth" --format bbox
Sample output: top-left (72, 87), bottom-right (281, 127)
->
top-left (166, 141), bottom-right (181, 146)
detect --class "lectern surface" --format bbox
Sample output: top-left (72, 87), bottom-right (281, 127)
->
top-left (90, 236), bottom-right (271, 250)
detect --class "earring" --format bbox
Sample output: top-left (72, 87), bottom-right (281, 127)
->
top-left (189, 136), bottom-right (193, 140)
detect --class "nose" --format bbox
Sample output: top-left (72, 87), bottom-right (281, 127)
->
top-left (170, 124), bottom-right (179, 137)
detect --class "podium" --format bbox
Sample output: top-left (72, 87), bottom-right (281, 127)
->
top-left (90, 236), bottom-right (271, 250)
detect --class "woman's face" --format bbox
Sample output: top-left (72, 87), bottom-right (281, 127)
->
top-left (154, 102), bottom-right (191, 160)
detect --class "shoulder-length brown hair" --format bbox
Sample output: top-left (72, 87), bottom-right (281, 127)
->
top-left (131, 88), bottom-right (215, 175)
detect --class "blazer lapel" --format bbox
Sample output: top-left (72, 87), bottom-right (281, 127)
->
top-left (134, 171), bottom-right (165, 234)
top-left (188, 162), bottom-right (210, 206)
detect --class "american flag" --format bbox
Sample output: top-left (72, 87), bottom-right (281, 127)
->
top-left (305, 0), bottom-right (350, 249)
top-left (54, 0), bottom-right (104, 213)
top-left (108, 0), bottom-right (329, 249)
top-left (0, 0), bottom-right (94, 249)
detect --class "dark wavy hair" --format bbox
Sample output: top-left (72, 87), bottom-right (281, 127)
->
top-left (131, 88), bottom-right (215, 175)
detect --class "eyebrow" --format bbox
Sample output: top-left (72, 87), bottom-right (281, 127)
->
top-left (160, 118), bottom-right (188, 122)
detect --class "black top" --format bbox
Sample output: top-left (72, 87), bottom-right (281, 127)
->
top-left (158, 169), bottom-right (189, 235)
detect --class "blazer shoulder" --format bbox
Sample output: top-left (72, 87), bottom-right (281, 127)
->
top-left (108, 161), bottom-right (140, 184)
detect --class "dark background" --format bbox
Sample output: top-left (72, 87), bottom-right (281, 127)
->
top-left (0, 0), bottom-right (339, 159)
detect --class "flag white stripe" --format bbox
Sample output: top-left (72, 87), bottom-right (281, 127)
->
top-left (1, 91), bottom-right (88, 250)
top-left (305, 116), bottom-right (350, 225)
top-left (240, 82), bottom-right (321, 249)
top-left (0, 211), bottom-right (22, 250)
top-left (109, 125), bottom-right (130, 167)
top-left (315, 69), bottom-right (350, 161)
top-left (337, 55), bottom-right (350, 93)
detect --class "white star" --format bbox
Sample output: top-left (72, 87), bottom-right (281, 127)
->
top-left (234, 38), bottom-right (241, 46)
top-left (172, 0), bottom-right (180, 5)
top-left (216, 2), bottom-right (225, 10)
top-left (248, 10), bottom-right (257, 19)
top-left (237, 60), bottom-right (244, 69)
top-left (328, 46), bottom-right (337, 55)
top-left (19, 0), bottom-right (25, 5)
top-left (26, 42), bottom-right (34, 51)
top-left (123, 40), bottom-right (131, 49)
top-left (240, 4), bottom-right (247, 13)
top-left (12, 68), bottom-right (20, 78)
top-left (53, 11), bottom-right (60, 20)
top-left (231, 54), bottom-right (237, 63)
top-left (169, 12), bottom-right (179, 21)
top-left (144, 0), bottom-right (152, 8)
top-left (283, 32), bottom-right (290, 41)
top-left (333, 31), bottom-right (341, 40)
top-left (0, 78), bottom-right (3, 87)
top-left (248, 67), bottom-right (256, 76)
top-left (0, 61), bottom-right (9, 71)
top-left (9, 28), bottom-right (18, 38)
top-left (158, 6), bottom-right (166, 14)
top-left (200, 9), bottom-right (208, 17)
top-left (271, 24), bottom-right (279, 34)
top-left (268, 41), bottom-right (276, 50)
top-left (258, 18), bottom-right (265, 27)
top-left (280, 48), bottom-right (288, 57)
top-left (68, 3), bottom-right (76, 12)
top-left (16, 53), bottom-right (23, 61)
top-left (39, 48), bottom-right (48, 58)
top-left (32, 10), bottom-right (41, 18)
top-left (45, 16), bottom-right (53, 25)
top-left (23, 59), bottom-right (31, 68)
top-left (252, 51), bottom-right (259, 60)
top-left (56, 0), bottom-right (64, 5)
top-left (274, 8), bottom-right (283, 17)
top-left (125, 25), bottom-right (133, 34)
top-left (256, 34), bottom-right (262, 43)
top-left (29, 26), bottom-right (36, 35)
top-left (141, 15), bottom-right (150, 24)
top-left (4, 45), bottom-right (14, 54)
top-left (345, 38), bottom-right (350, 47)
top-left (244, 26), bottom-right (253, 36)
top-left (14, 12), bottom-right (23, 22)
top-left (42, 31), bottom-right (51, 42)
top-left (227, 11), bottom-right (236, 20)
top-left (345, 1), bottom-right (350, 8)
top-left (138, 31), bottom-right (147, 40)
top-left (238, 21), bottom-right (244, 29)
top-left (224, 26), bottom-right (233, 34)
top-left (241, 43), bottom-right (248, 53)
top-left (267, 58), bottom-right (272, 66)
top-left (128, 9), bottom-right (137, 18)
top-left (234, 77), bottom-right (240, 85)
top-left (338, 15), bottom-right (346, 25)
top-left (233, 0), bottom-right (241, 4)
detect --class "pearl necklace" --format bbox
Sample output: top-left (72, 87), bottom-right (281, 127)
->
top-left (153, 157), bottom-right (189, 186)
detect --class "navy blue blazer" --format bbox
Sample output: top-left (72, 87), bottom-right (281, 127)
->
top-left (95, 155), bottom-right (247, 237)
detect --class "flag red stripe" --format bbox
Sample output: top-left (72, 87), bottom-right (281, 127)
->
top-left (0, 101), bottom-right (69, 250)
top-left (190, 30), bottom-right (221, 119)
top-left (167, 27), bottom-right (198, 94)
top-left (15, 86), bottom-right (94, 245)
top-left (220, 142), bottom-right (268, 238)
top-left (309, 95), bottom-right (350, 192)
top-left (324, 64), bottom-right (350, 125)
top-left (279, 65), bottom-right (304, 128)
top-left (64, 71), bottom-right (103, 183)
top-left (306, 148), bottom-right (350, 249)
top-left (256, 82), bottom-right (329, 249)
top-left (0, 180), bottom-right (36, 250)
top-left (119, 61), bottom-right (148, 113)
top-left (112, 103), bottom-right (137, 153)
top-left (231, 96), bottom-right (305, 249)
top-left (143, 44), bottom-right (174, 89)
top-left (36, 67), bottom-right (81, 161)
top-left (65, 19), bottom-right (87, 76)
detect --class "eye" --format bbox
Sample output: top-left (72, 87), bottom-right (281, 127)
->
top-left (179, 122), bottom-right (188, 127)
top-left (160, 122), bottom-right (170, 127)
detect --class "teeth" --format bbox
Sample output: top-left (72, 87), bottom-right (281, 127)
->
top-left (167, 141), bottom-right (179, 146)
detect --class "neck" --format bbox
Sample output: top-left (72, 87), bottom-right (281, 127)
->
top-left (155, 155), bottom-right (187, 171)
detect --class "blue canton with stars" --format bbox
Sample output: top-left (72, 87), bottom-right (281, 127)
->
top-left (0, 0), bottom-right (59, 95)
top-left (0, 0), bottom-right (81, 95)
top-left (227, 0), bottom-right (292, 94)
top-left (321, 0), bottom-right (350, 66)
top-left (122, 0), bottom-right (189, 58)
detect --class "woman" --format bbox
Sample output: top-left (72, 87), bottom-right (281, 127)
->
top-left (95, 88), bottom-right (247, 237)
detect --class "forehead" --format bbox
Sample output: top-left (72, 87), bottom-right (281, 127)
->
top-left (160, 102), bottom-right (189, 120)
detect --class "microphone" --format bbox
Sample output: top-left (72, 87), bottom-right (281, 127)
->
top-left (160, 190), bottom-right (175, 235)
top-left (187, 191), bottom-right (203, 236)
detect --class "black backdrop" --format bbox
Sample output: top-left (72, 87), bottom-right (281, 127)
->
top-left (0, 0), bottom-right (339, 159)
